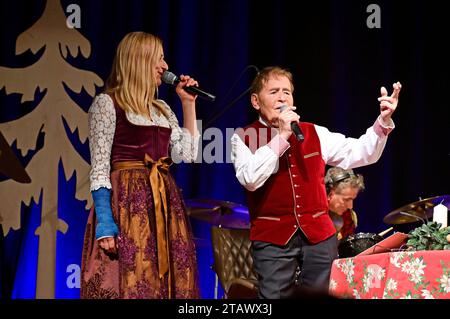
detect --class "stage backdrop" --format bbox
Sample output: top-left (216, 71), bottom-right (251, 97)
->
top-left (1, 0), bottom-right (449, 299)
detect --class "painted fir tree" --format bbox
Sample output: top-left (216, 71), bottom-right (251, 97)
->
top-left (0, 0), bottom-right (102, 298)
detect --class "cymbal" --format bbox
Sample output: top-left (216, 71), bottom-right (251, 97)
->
top-left (383, 195), bottom-right (450, 225)
top-left (185, 198), bottom-right (250, 229)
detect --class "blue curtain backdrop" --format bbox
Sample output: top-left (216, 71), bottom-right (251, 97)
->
top-left (1, 0), bottom-right (449, 299)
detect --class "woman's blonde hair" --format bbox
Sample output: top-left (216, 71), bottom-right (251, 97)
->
top-left (105, 31), bottom-right (168, 119)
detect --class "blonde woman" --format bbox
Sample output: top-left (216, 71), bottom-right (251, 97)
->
top-left (81, 32), bottom-right (200, 299)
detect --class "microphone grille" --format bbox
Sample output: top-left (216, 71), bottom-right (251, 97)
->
top-left (279, 105), bottom-right (287, 112)
top-left (162, 71), bottom-right (178, 85)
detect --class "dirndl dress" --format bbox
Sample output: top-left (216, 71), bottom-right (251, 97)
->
top-left (80, 104), bottom-right (200, 299)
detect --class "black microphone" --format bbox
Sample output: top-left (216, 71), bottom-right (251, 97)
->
top-left (279, 105), bottom-right (304, 142)
top-left (162, 71), bottom-right (216, 102)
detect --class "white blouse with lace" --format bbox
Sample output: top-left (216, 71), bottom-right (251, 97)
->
top-left (88, 93), bottom-right (200, 191)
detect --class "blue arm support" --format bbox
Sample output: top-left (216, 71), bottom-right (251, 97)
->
top-left (91, 187), bottom-right (119, 240)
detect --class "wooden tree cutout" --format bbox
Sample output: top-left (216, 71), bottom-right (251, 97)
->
top-left (0, 0), bottom-right (103, 298)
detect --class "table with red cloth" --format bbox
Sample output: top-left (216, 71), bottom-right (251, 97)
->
top-left (329, 250), bottom-right (450, 299)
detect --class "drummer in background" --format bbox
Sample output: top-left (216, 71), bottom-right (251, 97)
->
top-left (325, 167), bottom-right (365, 241)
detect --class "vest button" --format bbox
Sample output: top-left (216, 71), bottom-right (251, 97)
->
top-left (296, 205), bottom-right (300, 208)
top-left (296, 195), bottom-right (300, 198)
top-left (293, 225), bottom-right (297, 228)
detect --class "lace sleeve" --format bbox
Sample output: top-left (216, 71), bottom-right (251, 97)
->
top-left (160, 100), bottom-right (200, 163)
top-left (88, 94), bottom-right (116, 191)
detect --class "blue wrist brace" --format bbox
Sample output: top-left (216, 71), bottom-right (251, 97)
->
top-left (91, 187), bottom-right (119, 239)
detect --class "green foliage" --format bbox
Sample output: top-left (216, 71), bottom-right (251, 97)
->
top-left (406, 221), bottom-right (450, 251)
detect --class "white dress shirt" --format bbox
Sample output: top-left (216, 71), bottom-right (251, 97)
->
top-left (231, 116), bottom-right (394, 192)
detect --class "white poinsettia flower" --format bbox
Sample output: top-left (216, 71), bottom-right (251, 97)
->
top-left (421, 289), bottom-right (434, 299)
top-left (386, 278), bottom-right (398, 291)
top-left (329, 279), bottom-right (337, 291)
top-left (440, 274), bottom-right (450, 293)
top-left (337, 259), bottom-right (355, 283)
top-left (390, 253), bottom-right (402, 267)
top-left (401, 261), bottom-right (414, 275)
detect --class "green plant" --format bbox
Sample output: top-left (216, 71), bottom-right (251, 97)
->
top-left (406, 221), bottom-right (450, 251)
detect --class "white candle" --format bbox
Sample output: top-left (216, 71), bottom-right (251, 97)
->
top-left (433, 204), bottom-right (448, 228)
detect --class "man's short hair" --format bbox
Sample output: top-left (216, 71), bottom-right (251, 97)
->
top-left (250, 66), bottom-right (294, 95)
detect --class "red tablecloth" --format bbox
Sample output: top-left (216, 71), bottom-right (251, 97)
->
top-left (329, 250), bottom-right (450, 299)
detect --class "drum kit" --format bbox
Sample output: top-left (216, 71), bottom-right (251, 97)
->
top-left (185, 195), bottom-right (450, 258)
top-left (383, 195), bottom-right (450, 225)
top-left (338, 195), bottom-right (450, 258)
top-left (185, 198), bottom-right (250, 299)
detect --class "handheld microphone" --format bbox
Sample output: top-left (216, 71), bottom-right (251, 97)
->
top-left (279, 105), bottom-right (304, 142)
top-left (162, 71), bottom-right (216, 102)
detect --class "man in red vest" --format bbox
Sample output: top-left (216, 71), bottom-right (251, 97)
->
top-left (230, 66), bottom-right (401, 298)
top-left (325, 167), bottom-right (365, 241)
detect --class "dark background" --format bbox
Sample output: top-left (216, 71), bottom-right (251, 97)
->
top-left (1, 0), bottom-right (449, 298)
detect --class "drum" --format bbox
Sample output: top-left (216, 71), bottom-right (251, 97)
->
top-left (338, 232), bottom-right (383, 258)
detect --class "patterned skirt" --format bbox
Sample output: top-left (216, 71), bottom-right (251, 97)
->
top-left (80, 167), bottom-right (200, 299)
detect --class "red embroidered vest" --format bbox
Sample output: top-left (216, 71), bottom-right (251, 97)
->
top-left (239, 120), bottom-right (336, 245)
